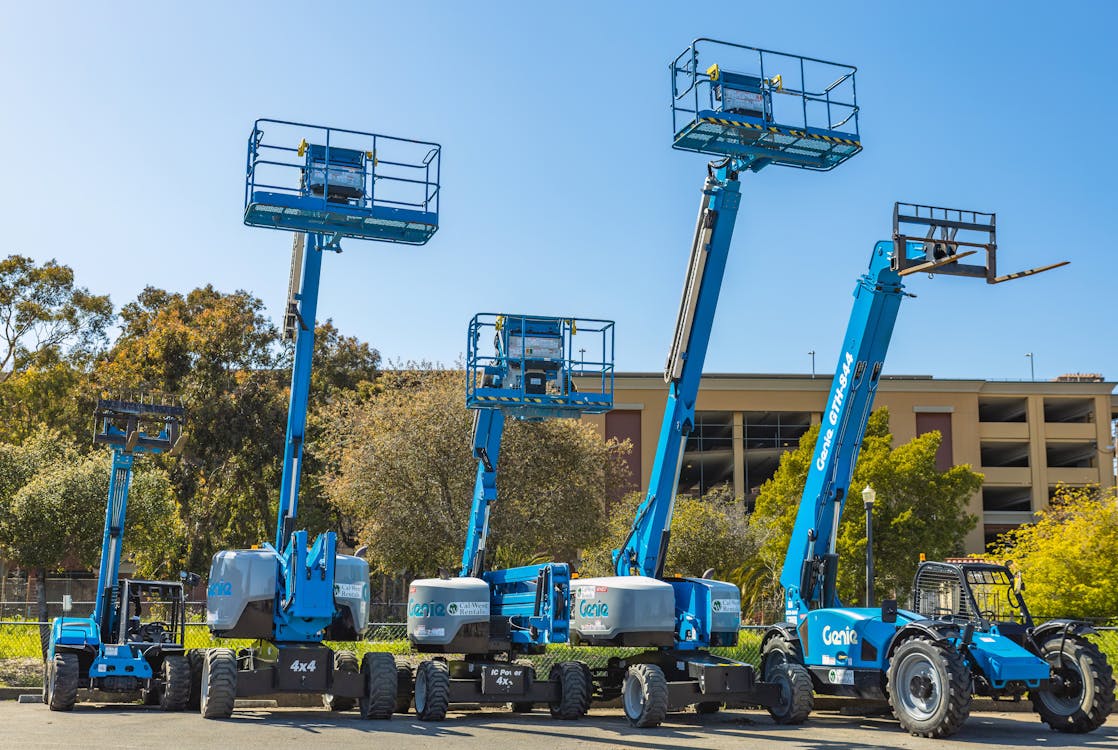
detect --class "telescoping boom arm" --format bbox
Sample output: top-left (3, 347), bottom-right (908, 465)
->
top-left (613, 169), bottom-right (743, 578)
top-left (781, 204), bottom-right (1067, 619)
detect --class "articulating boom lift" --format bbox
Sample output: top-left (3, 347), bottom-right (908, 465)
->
top-left (567, 39), bottom-right (862, 728)
top-left (407, 314), bottom-right (614, 721)
top-left (45, 394), bottom-right (189, 711)
top-left (200, 120), bottom-right (441, 719)
top-left (759, 203), bottom-right (1097, 738)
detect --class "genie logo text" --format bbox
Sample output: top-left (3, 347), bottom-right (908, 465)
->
top-left (578, 600), bottom-right (609, 618)
top-left (821, 624), bottom-right (858, 646)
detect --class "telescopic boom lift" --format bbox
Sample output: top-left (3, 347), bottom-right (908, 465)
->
top-left (407, 313), bottom-right (614, 721)
top-left (567, 39), bottom-right (863, 727)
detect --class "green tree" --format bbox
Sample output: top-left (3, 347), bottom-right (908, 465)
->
top-left (0, 255), bottom-right (112, 445)
top-left (321, 368), bottom-right (631, 576)
top-left (990, 484), bottom-right (1118, 619)
top-left (0, 433), bottom-right (184, 621)
top-left (751, 408), bottom-right (982, 607)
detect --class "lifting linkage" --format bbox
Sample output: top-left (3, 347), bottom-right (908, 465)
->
top-left (565, 39), bottom-right (862, 730)
top-left (200, 120), bottom-right (441, 720)
top-left (45, 394), bottom-right (189, 712)
top-left (406, 313), bottom-right (614, 722)
top-left (764, 202), bottom-right (1071, 739)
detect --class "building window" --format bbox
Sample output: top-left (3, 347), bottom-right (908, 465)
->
top-left (978, 397), bottom-right (1027, 423)
top-left (982, 486), bottom-right (1032, 512)
top-left (678, 411), bottom-right (733, 497)
top-left (1043, 398), bottom-right (1094, 424)
top-left (1046, 442), bottom-right (1097, 468)
top-left (980, 441), bottom-right (1030, 468)
top-left (742, 412), bottom-right (811, 508)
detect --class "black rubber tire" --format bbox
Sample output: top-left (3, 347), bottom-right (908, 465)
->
top-left (695, 701), bottom-right (722, 714)
top-left (41, 660), bottom-right (48, 704)
top-left (766, 663), bottom-right (814, 724)
top-left (200, 648), bottom-right (237, 719)
top-left (47, 652), bottom-right (79, 712)
top-left (886, 636), bottom-right (971, 738)
top-left (414, 660), bottom-right (450, 721)
top-left (1030, 634), bottom-right (1116, 733)
top-left (159, 654), bottom-right (191, 711)
top-left (548, 661), bottom-right (592, 719)
top-left (186, 650), bottom-right (204, 710)
top-left (324, 650), bottom-right (359, 712)
top-left (395, 662), bottom-right (413, 714)
top-left (358, 652), bottom-right (397, 720)
top-left (762, 632), bottom-right (806, 675)
top-left (622, 663), bottom-right (669, 728)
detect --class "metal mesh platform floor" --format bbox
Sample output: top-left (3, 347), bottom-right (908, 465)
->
top-left (245, 191), bottom-right (438, 244)
top-left (674, 111), bottom-right (860, 171)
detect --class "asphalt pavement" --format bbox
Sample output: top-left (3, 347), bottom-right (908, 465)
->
top-left (6, 702), bottom-right (1118, 749)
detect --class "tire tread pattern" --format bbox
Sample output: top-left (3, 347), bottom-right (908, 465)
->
top-left (886, 636), bottom-right (971, 738)
top-left (201, 648), bottom-right (237, 720)
top-left (548, 661), bottom-right (591, 720)
top-left (1031, 635), bottom-right (1116, 733)
top-left (415, 660), bottom-right (450, 721)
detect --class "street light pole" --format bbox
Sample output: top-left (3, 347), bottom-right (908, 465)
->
top-left (1025, 352), bottom-right (1035, 382)
top-left (862, 485), bottom-right (876, 607)
top-left (809, 350), bottom-right (815, 379)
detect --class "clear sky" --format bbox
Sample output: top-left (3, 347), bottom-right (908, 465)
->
top-left (2, 2), bottom-right (1115, 383)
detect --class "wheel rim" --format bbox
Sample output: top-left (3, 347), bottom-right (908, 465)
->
top-left (200, 657), bottom-right (211, 710)
top-left (771, 668), bottom-right (791, 712)
top-left (623, 673), bottom-right (644, 719)
top-left (895, 651), bottom-right (943, 722)
top-left (47, 660), bottom-right (56, 700)
top-left (1039, 654), bottom-right (1086, 715)
top-left (415, 668), bottom-right (428, 711)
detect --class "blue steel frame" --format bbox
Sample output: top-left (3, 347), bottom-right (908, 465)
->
top-left (671, 38), bottom-right (860, 171)
top-left (49, 396), bottom-right (185, 675)
top-left (461, 313), bottom-right (614, 579)
top-left (245, 119), bottom-right (441, 245)
top-left (609, 41), bottom-right (861, 656)
top-left (244, 119), bottom-right (441, 643)
top-left (771, 234), bottom-right (1055, 694)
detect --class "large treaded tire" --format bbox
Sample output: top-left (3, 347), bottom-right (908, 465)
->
top-left (414, 660), bottom-right (450, 721)
top-left (766, 663), bottom-right (814, 725)
top-left (548, 661), bottom-right (591, 720)
top-left (324, 650), bottom-right (359, 712)
top-left (358, 652), bottom-right (397, 720)
top-left (886, 636), bottom-right (971, 738)
top-left (159, 654), bottom-right (191, 711)
top-left (395, 662), bottom-right (414, 714)
top-left (200, 648), bottom-right (237, 719)
top-left (186, 650), bottom-right (204, 710)
top-left (622, 663), bottom-right (668, 728)
top-left (1031, 634), bottom-right (1116, 733)
top-left (47, 652), bottom-right (79, 712)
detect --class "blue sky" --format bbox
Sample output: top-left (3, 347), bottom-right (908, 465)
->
top-left (2, 2), bottom-right (1115, 382)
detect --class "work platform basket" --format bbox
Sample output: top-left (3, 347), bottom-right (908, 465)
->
top-left (671, 39), bottom-right (860, 171)
top-left (244, 119), bottom-right (440, 245)
top-left (466, 314), bottom-right (614, 421)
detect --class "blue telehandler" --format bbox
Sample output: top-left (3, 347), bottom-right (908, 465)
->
top-left (406, 313), bottom-right (614, 720)
top-left (567, 39), bottom-right (862, 727)
top-left (199, 120), bottom-right (441, 719)
top-left (759, 202), bottom-right (1099, 737)
top-left (44, 394), bottom-right (189, 711)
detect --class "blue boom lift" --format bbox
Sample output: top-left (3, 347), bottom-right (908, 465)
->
top-left (45, 394), bottom-right (189, 711)
top-left (760, 202), bottom-right (1091, 738)
top-left (406, 313), bottom-right (614, 721)
top-left (199, 119), bottom-right (441, 719)
top-left (567, 40), bottom-right (862, 727)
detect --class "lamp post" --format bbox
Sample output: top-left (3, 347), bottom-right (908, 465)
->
top-left (862, 485), bottom-right (876, 607)
top-left (1025, 352), bottom-right (1035, 382)
top-left (809, 350), bottom-right (816, 379)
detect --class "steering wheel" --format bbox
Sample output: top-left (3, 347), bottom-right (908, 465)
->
top-left (138, 621), bottom-right (170, 642)
top-left (979, 610), bottom-right (997, 620)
